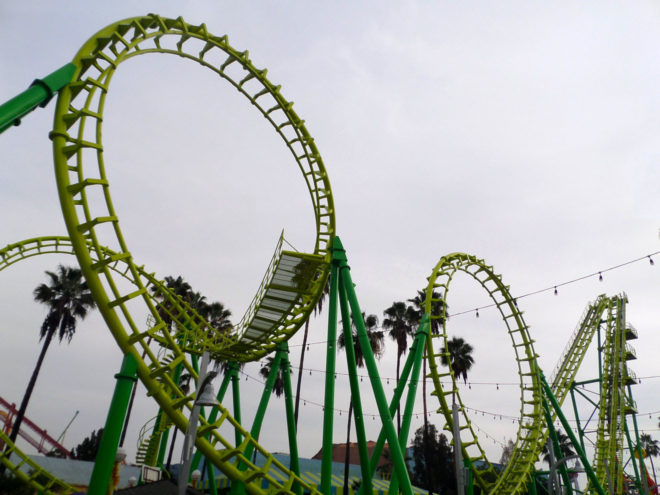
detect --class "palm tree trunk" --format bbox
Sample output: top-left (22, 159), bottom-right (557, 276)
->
top-left (294, 319), bottom-right (310, 427)
top-left (6, 325), bottom-right (57, 448)
top-left (343, 399), bottom-right (353, 495)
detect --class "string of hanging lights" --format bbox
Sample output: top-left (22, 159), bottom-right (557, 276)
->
top-left (237, 369), bottom-right (660, 424)
top-left (286, 249), bottom-right (660, 346)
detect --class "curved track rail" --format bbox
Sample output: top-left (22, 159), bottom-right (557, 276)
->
top-left (424, 253), bottom-right (544, 495)
top-left (42, 14), bottom-right (337, 494)
top-left (0, 236), bottom-right (326, 494)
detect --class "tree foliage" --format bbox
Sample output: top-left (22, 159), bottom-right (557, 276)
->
top-left (71, 428), bottom-right (104, 461)
top-left (410, 423), bottom-right (456, 494)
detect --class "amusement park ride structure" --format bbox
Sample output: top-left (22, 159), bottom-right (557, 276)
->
top-left (0, 14), bottom-right (655, 495)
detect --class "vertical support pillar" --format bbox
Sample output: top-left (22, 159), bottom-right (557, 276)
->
top-left (388, 318), bottom-right (428, 495)
top-left (281, 343), bottom-right (302, 495)
top-left (540, 373), bottom-right (605, 495)
top-left (337, 237), bottom-right (413, 495)
top-left (569, 386), bottom-right (586, 452)
top-left (321, 248), bottom-right (340, 495)
top-left (337, 281), bottom-right (373, 495)
top-left (627, 384), bottom-right (650, 495)
top-left (231, 364), bottom-right (243, 448)
top-left (624, 421), bottom-right (644, 495)
top-left (361, 328), bottom-right (423, 495)
top-left (540, 398), bottom-right (571, 495)
top-left (88, 353), bottom-right (138, 495)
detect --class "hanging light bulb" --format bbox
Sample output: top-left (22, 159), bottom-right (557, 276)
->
top-left (649, 256), bottom-right (655, 266)
top-left (554, 286), bottom-right (558, 295)
top-left (496, 383), bottom-right (499, 390)
top-left (475, 309), bottom-right (479, 318)
top-left (309, 370), bottom-right (312, 376)
top-left (599, 272), bottom-right (603, 281)
top-left (307, 344), bottom-right (310, 351)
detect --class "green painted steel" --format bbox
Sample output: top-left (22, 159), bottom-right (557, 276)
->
top-left (539, 374), bottom-right (606, 495)
top-left (0, 14), bottom-right (652, 495)
top-left (88, 353), bottom-right (138, 495)
top-left (43, 13), bottom-right (335, 495)
top-left (0, 428), bottom-right (76, 494)
top-left (281, 345), bottom-right (302, 495)
top-left (0, 236), bottom-right (323, 494)
top-left (0, 63), bottom-right (76, 134)
top-left (337, 282), bottom-right (374, 495)
top-left (336, 237), bottom-right (413, 495)
top-left (230, 345), bottom-right (287, 495)
top-left (424, 253), bottom-right (543, 495)
top-left (388, 317), bottom-right (428, 495)
top-left (359, 323), bottom-right (426, 495)
top-left (321, 253), bottom-right (340, 494)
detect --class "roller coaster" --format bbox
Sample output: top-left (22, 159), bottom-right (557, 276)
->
top-left (0, 14), bottom-right (654, 495)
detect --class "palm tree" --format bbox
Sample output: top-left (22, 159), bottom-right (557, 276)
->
top-left (408, 290), bottom-right (446, 492)
top-left (440, 336), bottom-right (474, 394)
top-left (407, 291), bottom-right (446, 428)
top-left (382, 301), bottom-right (414, 432)
top-left (641, 433), bottom-right (659, 489)
top-left (259, 356), bottom-right (290, 398)
top-left (6, 265), bottom-right (96, 451)
top-left (541, 430), bottom-right (575, 467)
top-left (203, 301), bottom-right (232, 334)
top-left (294, 276), bottom-right (330, 426)
top-left (338, 312), bottom-right (385, 494)
top-left (150, 275), bottom-right (192, 327)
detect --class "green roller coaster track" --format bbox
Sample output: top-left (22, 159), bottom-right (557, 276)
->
top-left (0, 13), bottom-right (653, 495)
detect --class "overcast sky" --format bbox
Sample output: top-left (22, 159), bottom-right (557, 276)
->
top-left (1, 0), bottom-right (659, 479)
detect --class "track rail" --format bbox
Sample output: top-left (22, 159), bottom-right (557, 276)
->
top-left (424, 253), bottom-right (544, 495)
top-left (0, 235), bottom-right (323, 495)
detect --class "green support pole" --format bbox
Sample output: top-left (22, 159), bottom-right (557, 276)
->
top-left (232, 364), bottom-right (243, 447)
top-left (0, 63), bottom-right (77, 133)
top-left (540, 373), bottom-right (606, 495)
top-left (206, 460), bottom-right (218, 495)
top-left (569, 386), bottom-right (586, 452)
top-left (88, 353), bottom-right (138, 495)
top-left (335, 237), bottom-right (413, 495)
top-left (281, 343), bottom-right (302, 495)
top-left (627, 383), bottom-right (649, 495)
top-left (337, 280), bottom-right (374, 495)
top-left (528, 472), bottom-right (538, 495)
top-left (360, 326), bottom-right (423, 495)
top-left (388, 318), bottom-right (428, 495)
top-left (230, 346), bottom-right (285, 495)
top-left (464, 459), bottom-right (474, 495)
top-left (321, 249), bottom-right (340, 495)
top-left (624, 421), bottom-right (644, 494)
